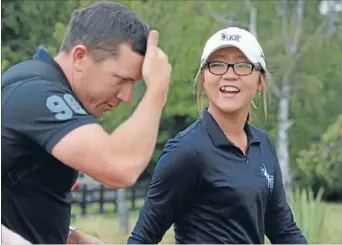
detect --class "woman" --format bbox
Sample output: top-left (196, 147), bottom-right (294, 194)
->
top-left (127, 27), bottom-right (307, 244)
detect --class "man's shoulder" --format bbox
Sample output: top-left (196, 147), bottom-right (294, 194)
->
top-left (3, 76), bottom-right (66, 91)
top-left (1, 64), bottom-right (90, 136)
top-left (2, 76), bottom-right (71, 115)
top-left (3, 58), bottom-right (70, 96)
top-left (2, 58), bottom-right (69, 91)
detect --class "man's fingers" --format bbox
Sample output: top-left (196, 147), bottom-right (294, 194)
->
top-left (146, 30), bottom-right (159, 56)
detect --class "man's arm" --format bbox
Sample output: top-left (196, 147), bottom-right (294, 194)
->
top-left (6, 31), bottom-right (171, 189)
top-left (51, 87), bottom-right (166, 188)
top-left (127, 141), bottom-right (202, 244)
top-left (5, 79), bottom-right (166, 189)
top-left (1, 225), bottom-right (31, 244)
top-left (264, 138), bottom-right (308, 244)
top-left (52, 30), bottom-right (171, 188)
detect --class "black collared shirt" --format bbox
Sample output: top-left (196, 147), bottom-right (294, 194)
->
top-left (1, 46), bottom-right (98, 243)
top-left (128, 109), bottom-right (307, 244)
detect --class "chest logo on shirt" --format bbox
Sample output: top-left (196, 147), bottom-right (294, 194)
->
top-left (261, 163), bottom-right (274, 190)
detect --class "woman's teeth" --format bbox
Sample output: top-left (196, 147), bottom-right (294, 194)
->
top-left (220, 86), bottom-right (240, 92)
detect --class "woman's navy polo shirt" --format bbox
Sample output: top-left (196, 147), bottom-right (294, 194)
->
top-left (127, 109), bottom-right (307, 244)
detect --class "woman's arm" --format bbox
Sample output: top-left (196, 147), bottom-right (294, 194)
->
top-left (264, 137), bottom-right (308, 244)
top-left (127, 139), bottom-right (202, 244)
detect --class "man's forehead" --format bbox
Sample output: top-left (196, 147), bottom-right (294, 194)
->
top-left (113, 43), bottom-right (144, 78)
top-left (111, 71), bottom-right (136, 81)
top-left (113, 63), bottom-right (142, 81)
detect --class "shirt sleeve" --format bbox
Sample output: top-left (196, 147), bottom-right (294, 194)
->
top-left (3, 79), bottom-right (99, 153)
top-left (264, 137), bottom-right (308, 244)
top-left (127, 139), bottom-right (202, 244)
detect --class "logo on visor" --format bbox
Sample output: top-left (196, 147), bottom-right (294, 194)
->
top-left (260, 52), bottom-right (265, 60)
top-left (220, 33), bottom-right (242, 42)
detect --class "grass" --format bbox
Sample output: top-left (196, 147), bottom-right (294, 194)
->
top-left (72, 209), bottom-right (175, 244)
top-left (71, 199), bottom-right (145, 216)
top-left (323, 202), bottom-right (342, 243)
top-left (71, 202), bottom-right (342, 244)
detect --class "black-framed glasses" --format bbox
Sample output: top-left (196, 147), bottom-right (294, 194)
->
top-left (203, 61), bottom-right (262, 76)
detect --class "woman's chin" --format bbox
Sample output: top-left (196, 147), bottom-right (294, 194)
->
top-left (209, 102), bottom-right (249, 117)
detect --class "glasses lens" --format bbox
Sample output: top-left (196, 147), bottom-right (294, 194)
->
top-left (208, 62), bottom-right (227, 75)
top-left (234, 63), bottom-right (253, 75)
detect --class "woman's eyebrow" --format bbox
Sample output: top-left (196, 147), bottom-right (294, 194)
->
top-left (210, 54), bottom-right (226, 59)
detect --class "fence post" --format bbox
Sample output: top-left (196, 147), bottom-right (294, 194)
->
top-left (114, 189), bottom-right (117, 212)
top-left (81, 184), bottom-right (87, 216)
top-left (99, 185), bottom-right (104, 214)
top-left (117, 188), bottom-right (129, 234)
top-left (131, 186), bottom-right (136, 210)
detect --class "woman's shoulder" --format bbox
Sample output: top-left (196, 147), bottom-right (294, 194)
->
top-left (160, 119), bottom-right (207, 157)
top-left (154, 121), bottom-right (205, 174)
top-left (248, 123), bottom-right (277, 155)
top-left (167, 119), bottom-right (207, 147)
top-left (248, 123), bottom-right (273, 141)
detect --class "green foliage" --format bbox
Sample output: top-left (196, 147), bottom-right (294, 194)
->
top-left (89, 231), bottom-right (100, 238)
top-left (1, 0), bottom-right (78, 72)
top-left (289, 187), bottom-right (326, 243)
top-left (1, 0), bottom-right (342, 194)
top-left (296, 115), bottom-right (342, 199)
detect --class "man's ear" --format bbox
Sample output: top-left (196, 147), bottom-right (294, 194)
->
top-left (72, 45), bottom-right (90, 72)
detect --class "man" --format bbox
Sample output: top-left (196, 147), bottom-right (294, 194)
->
top-left (1, 1), bottom-right (171, 244)
top-left (2, 225), bottom-right (31, 244)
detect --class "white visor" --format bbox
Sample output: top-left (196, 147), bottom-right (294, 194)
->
top-left (200, 27), bottom-right (266, 71)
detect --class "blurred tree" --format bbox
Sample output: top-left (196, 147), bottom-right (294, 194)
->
top-left (296, 114), bottom-right (342, 201)
top-left (1, 0), bottom-right (79, 72)
top-left (1, 0), bottom-right (341, 199)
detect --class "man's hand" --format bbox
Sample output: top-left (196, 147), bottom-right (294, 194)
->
top-left (142, 30), bottom-right (172, 105)
top-left (67, 229), bottom-right (104, 244)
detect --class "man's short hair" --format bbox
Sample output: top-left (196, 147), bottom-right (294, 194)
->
top-left (59, 1), bottom-right (150, 62)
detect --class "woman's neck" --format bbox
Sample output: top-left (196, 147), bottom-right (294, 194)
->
top-left (207, 104), bottom-right (249, 138)
top-left (208, 104), bottom-right (250, 155)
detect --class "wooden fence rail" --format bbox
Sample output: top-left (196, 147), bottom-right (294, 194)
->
top-left (71, 180), bottom-right (150, 216)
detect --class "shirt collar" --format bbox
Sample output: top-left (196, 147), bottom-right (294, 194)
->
top-left (32, 45), bottom-right (71, 89)
top-left (199, 108), bottom-right (260, 147)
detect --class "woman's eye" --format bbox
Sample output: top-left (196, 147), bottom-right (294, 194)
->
top-left (235, 63), bottom-right (252, 68)
top-left (210, 62), bottom-right (224, 67)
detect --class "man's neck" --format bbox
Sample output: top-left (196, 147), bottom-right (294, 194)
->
top-left (54, 52), bottom-right (76, 92)
top-left (208, 105), bottom-right (249, 138)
